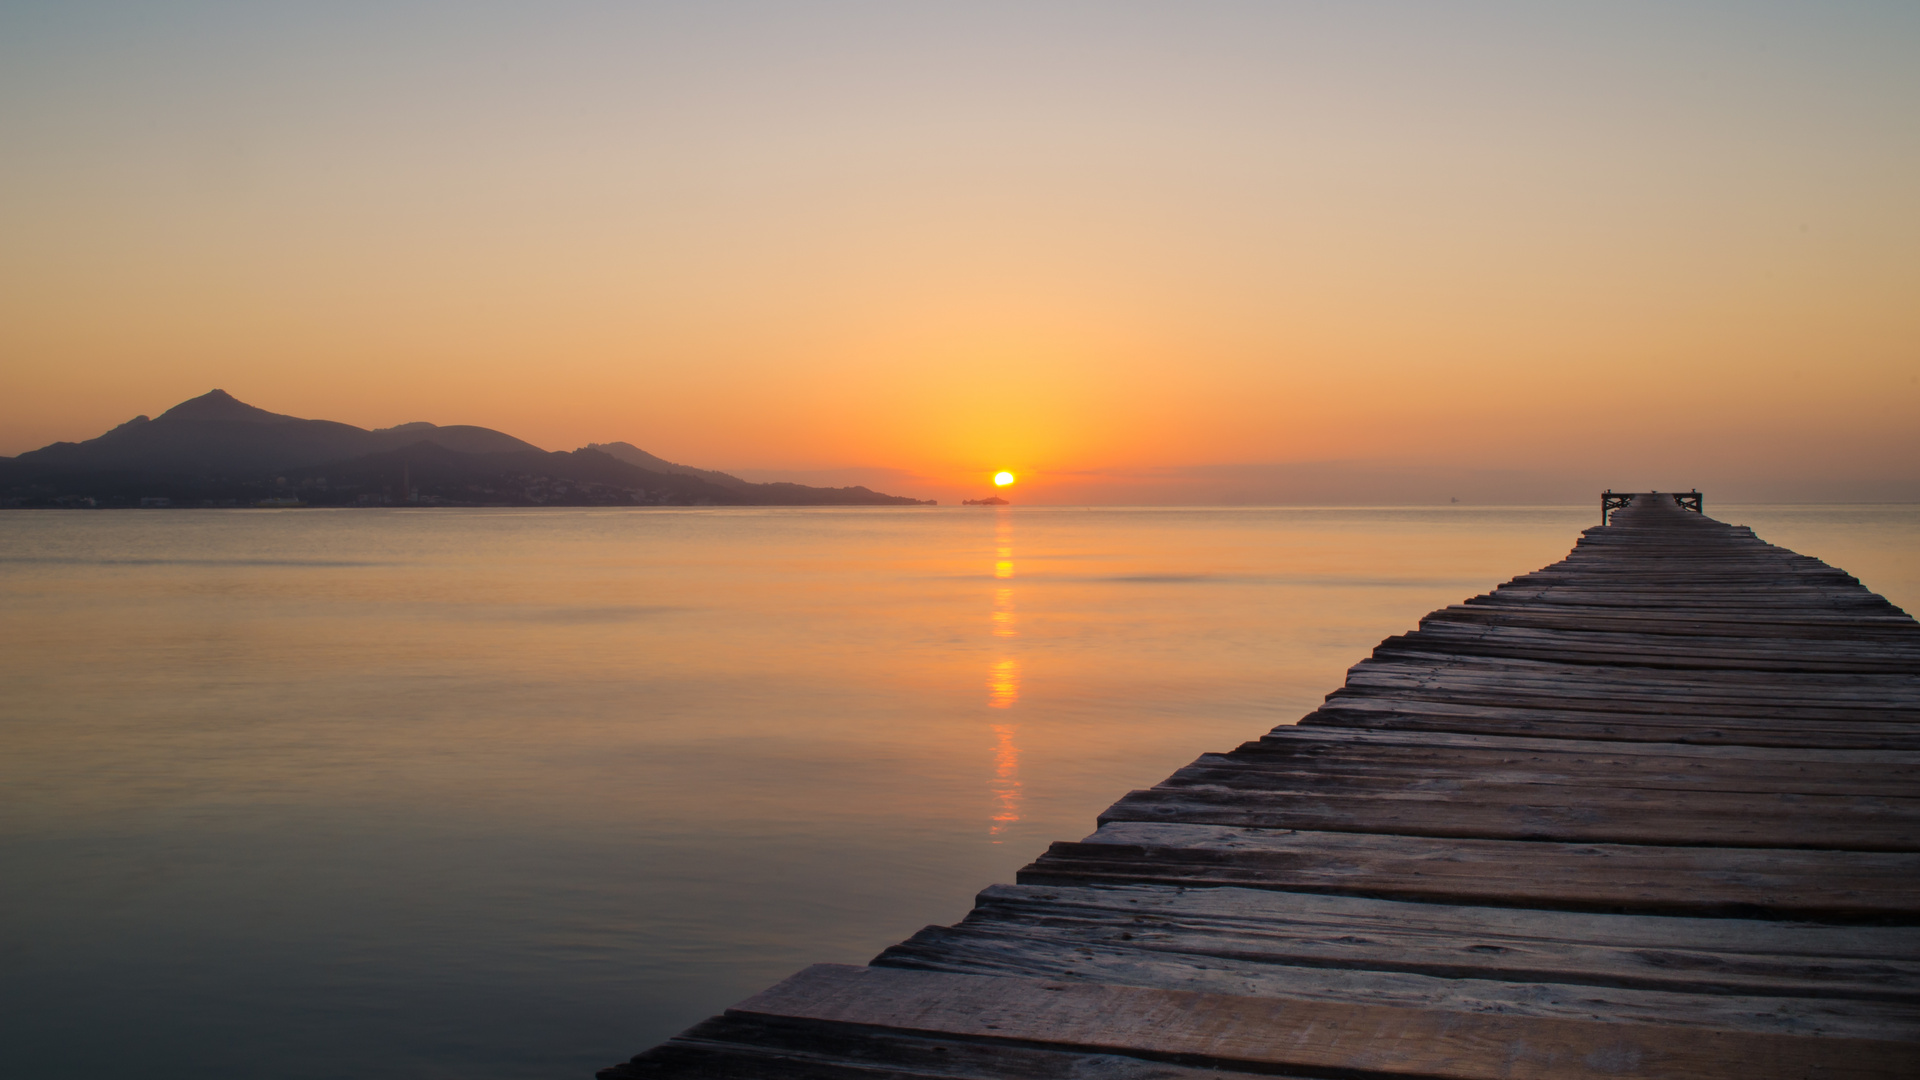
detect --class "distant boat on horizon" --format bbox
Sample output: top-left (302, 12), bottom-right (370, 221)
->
top-left (961, 496), bottom-right (1009, 506)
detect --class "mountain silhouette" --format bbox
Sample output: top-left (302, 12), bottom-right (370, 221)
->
top-left (584, 441), bottom-right (752, 491)
top-left (2, 391), bottom-right (933, 507)
top-left (155, 388), bottom-right (300, 424)
top-left (16, 389), bottom-right (544, 474)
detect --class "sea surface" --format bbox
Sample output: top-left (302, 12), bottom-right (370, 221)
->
top-left (2, 505), bottom-right (1914, 1079)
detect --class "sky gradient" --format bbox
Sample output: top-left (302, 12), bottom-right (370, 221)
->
top-left (3, 2), bottom-right (1916, 504)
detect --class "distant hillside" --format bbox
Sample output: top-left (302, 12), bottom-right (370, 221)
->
top-left (1, 391), bottom-right (934, 508)
top-left (584, 441), bottom-right (752, 490)
top-left (15, 390), bottom-right (544, 474)
top-left (284, 443), bottom-right (753, 507)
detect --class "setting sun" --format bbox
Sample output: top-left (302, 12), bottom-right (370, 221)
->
top-left (993, 471), bottom-right (1016, 487)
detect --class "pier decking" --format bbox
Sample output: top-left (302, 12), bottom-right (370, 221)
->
top-left (603, 495), bottom-right (1920, 1079)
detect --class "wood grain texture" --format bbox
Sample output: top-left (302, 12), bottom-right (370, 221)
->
top-left (1097, 783), bottom-right (1920, 850)
top-left (602, 496), bottom-right (1920, 1079)
top-left (714, 965), bottom-right (1915, 1080)
top-left (1021, 822), bottom-right (1920, 920)
top-left (606, 1011), bottom-right (1274, 1079)
top-left (874, 884), bottom-right (1920, 1038)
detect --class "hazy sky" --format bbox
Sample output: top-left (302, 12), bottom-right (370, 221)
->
top-left (3, 2), bottom-right (1915, 503)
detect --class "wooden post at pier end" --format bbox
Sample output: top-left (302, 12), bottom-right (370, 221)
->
top-left (1601, 488), bottom-right (1632, 523)
top-left (1603, 488), bottom-right (1704, 524)
top-left (602, 492), bottom-right (1920, 1080)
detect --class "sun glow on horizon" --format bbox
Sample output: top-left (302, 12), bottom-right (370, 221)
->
top-left (1, 7), bottom-right (1915, 502)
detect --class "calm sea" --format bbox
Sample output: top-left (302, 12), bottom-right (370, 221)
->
top-left (2, 505), bottom-right (1914, 1079)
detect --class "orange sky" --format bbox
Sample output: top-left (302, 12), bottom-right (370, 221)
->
top-left (2, 3), bottom-right (1915, 504)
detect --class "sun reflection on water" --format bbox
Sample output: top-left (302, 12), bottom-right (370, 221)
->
top-left (991, 588), bottom-right (1016, 638)
top-left (987, 510), bottom-right (1021, 838)
top-left (988, 722), bottom-right (1022, 840)
top-left (988, 656), bottom-right (1020, 708)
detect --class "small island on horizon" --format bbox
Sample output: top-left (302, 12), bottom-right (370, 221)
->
top-left (0, 390), bottom-right (936, 509)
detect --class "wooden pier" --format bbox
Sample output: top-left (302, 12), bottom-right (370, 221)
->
top-left (602, 494), bottom-right (1920, 1079)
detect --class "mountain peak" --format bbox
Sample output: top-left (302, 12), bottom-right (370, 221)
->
top-left (586, 441), bottom-right (752, 490)
top-left (157, 390), bottom-right (300, 425)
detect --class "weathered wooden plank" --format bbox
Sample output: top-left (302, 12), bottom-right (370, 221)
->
top-left (606, 1013), bottom-right (1270, 1079)
top-left (1320, 694), bottom-right (1920, 730)
top-left (1367, 640), bottom-right (1915, 674)
top-left (1422, 608), bottom-right (1920, 639)
top-left (1336, 665), bottom-right (1920, 709)
top-left (1165, 756), bottom-right (1920, 796)
top-left (1303, 706), bottom-right (1920, 749)
top-left (1507, 569), bottom-right (1864, 581)
top-left (1401, 622), bottom-right (1916, 644)
top-left (1474, 585), bottom-right (1904, 606)
top-left (1236, 722), bottom-right (1912, 764)
top-left (1421, 607), bottom-right (1920, 634)
top-left (1317, 691), bottom-right (1920, 727)
top-left (1206, 759), bottom-right (1920, 799)
top-left (1184, 748), bottom-right (1918, 787)
top-left (1343, 672), bottom-right (1920, 704)
top-left (1237, 730), bottom-right (1920, 791)
top-left (718, 965), bottom-right (1916, 1080)
top-left (870, 884), bottom-right (1920, 1037)
top-left (876, 926), bottom-right (1920, 1040)
top-left (1195, 749), bottom-right (1920, 799)
top-left (1322, 689), bottom-right (1920, 726)
top-left (1403, 624), bottom-right (1920, 663)
top-left (1481, 580), bottom-right (1903, 595)
top-left (1100, 779), bottom-right (1920, 851)
top-left (1475, 575), bottom-right (1900, 597)
top-left (1250, 725), bottom-right (1920, 769)
top-left (1479, 581), bottom-right (1899, 597)
top-left (1325, 698), bottom-right (1920, 728)
top-left (1468, 597), bottom-right (1905, 616)
top-left (1346, 651), bottom-right (1920, 686)
top-left (1367, 642), bottom-right (1913, 675)
top-left (963, 883), bottom-right (1920, 960)
top-left (1021, 823), bottom-right (1920, 920)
